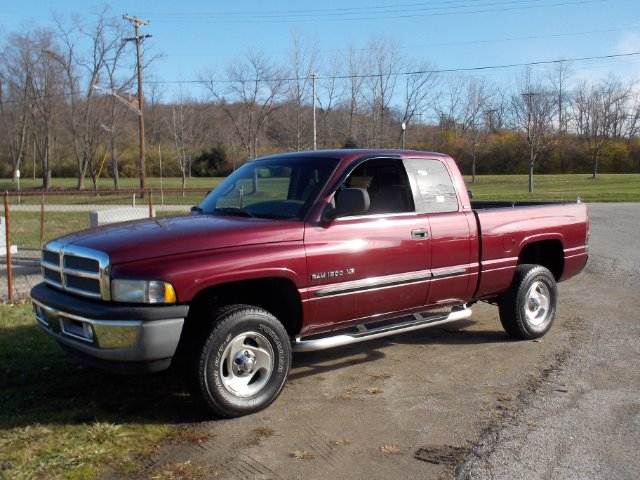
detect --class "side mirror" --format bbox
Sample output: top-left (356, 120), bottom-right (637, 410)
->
top-left (467, 190), bottom-right (474, 199)
top-left (321, 205), bottom-right (338, 223)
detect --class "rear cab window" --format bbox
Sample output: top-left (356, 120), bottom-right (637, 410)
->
top-left (403, 158), bottom-right (459, 214)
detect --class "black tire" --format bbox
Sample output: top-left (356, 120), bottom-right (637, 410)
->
top-left (188, 304), bottom-right (291, 418)
top-left (498, 264), bottom-right (558, 340)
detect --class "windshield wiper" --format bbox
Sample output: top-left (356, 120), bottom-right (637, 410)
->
top-left (213, 207), bottom-right (255, 218)
top-left (190, 206), bottom-right (204, 214)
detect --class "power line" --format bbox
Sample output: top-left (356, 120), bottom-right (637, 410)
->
top-left (143, 0), bottom-right (520, 18)
top-left (145, 51), bottom-right (640, 85)
top-left (158, 24), bottom-right (640, 59)
top-left (2, 52), bottom-right (637, 105)
top-left (140, 0), bottom-right (608, 23)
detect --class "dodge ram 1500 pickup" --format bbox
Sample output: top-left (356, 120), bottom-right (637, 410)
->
top-left (31, 150), bottom-right (589, 417)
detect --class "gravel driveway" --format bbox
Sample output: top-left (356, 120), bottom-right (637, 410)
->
top-left (133, 203), bottom-right (639, 479)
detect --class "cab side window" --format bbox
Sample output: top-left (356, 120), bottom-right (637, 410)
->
top-left (338, 158), bottom-right (414, 216)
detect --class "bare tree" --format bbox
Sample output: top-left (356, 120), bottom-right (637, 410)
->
top-left (625, 93), bottom-right (640, 140)
top-left (486, 89), bottom-right (510, 131)
top-left (512, 69), bottom-right (556, 192)
top-left (548, 61), bottom-right (573, 172)
top-left (0, 35), bottom-right (32, 182)
top-left (398, 59), bottom-right (439, 147)
top-left (316, 56), bottom-right (346, 147)
top-left (460, 78), bottom-right (492, 182)
top-left (25, 29), bottom-right (65, 189)
top-left (54, 9), bottom-right (131, 189)
top-left (146, 79), bottom-right (165, 147)
top-left (435, 74), bottom-right (467, 135)
top-left (364, 35), bottom-right (401, 147)
top-left (169, 87), bottom-right (201, 189)
top-left (344, 44), bottom-right (365, 145)
top-left (548, 60), bottom-right (572, 132)
top-left (573, 76), bottom-right (634, 179)
top-left (283, 31), bottom-right (318, 151)
top-left (100, 46), bottom-right (136, 189)
top-left (202, 52), bottom-right (285, 159)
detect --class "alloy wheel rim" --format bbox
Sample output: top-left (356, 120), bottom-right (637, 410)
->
top-left (219, 331), bottom-right (274, 397)
top-left (525, 281), bottom-right (551, 326)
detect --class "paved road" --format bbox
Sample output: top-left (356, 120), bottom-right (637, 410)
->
top-left (457, 203), bottom-right (640, 479)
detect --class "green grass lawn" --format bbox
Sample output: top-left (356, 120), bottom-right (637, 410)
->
top-left (2, 174), bottom-right (639, 203)
top-left (464, 174), bottom-right (640, 202)
top-left (10, 210), bottom-right (189, 250)
top-left (0, 176), bottom-right (220, 191)
top-left (0, 303), bottom-right (210, 480)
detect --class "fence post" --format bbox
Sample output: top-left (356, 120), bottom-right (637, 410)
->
top-left (40, 193), bottom-right (45, 248)
top-left (149, 191), bottom-right (154, 218)
top-left (4, 191), bottom-right (13, 304)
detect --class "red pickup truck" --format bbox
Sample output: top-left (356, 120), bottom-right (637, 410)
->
top-left (31, 150), bottom-right (588, 417)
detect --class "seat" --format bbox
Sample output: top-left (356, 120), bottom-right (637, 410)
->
top-left (369, 185), bottom-right (408, 213)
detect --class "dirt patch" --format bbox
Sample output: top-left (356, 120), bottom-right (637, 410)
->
top-left (415, 445), bottom-right (468, 465)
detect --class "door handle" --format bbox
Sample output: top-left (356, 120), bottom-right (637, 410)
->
top-left (411, 228), bottom-right (429, 240)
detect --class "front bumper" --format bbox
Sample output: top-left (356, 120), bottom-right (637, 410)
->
top-left (30, 283), bottom-right (189, 374)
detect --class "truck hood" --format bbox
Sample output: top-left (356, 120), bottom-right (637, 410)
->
top-left (56, 214), bottom-right (305, 265)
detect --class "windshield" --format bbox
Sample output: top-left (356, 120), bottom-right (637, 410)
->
top-left (196, 156), bottom-right (340, 220)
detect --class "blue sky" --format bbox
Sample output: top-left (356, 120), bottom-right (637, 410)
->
top-left (2, 0), bottom-right (639, 98)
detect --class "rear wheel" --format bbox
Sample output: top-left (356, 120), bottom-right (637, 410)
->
top-left (188, 304), bottom-right (291, 418)
top-left (498, 264), bottom-right (558, 339)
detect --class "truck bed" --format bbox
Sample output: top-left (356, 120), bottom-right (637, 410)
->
top-left (471, 201), bottom-right (589, 299)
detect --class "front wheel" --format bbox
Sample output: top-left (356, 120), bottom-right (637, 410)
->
top-left (188, 304), bottom-right (291, 418)
top-left (498, 264), bottom-right (558, 339)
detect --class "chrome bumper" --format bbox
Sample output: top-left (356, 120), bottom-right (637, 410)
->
top-left (34, 299), bottom-right (149, 349)
top-left (30, 283), bottom-right (188, 373)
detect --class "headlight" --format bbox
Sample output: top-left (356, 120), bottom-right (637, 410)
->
top-left (111, 279), bottom-right (177, 304)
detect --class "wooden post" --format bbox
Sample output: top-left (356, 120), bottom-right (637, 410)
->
top-left (4, 191), bottom-right (13, 304)
top-left (40, 194), bottom-right (45, 248)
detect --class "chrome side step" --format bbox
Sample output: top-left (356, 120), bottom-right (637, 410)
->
top-left (292, 306), bottom-right (472, 352)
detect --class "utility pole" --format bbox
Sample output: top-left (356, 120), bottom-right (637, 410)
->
top-left (484, 108), bottom-right (498, 132)
top-left (123, 15), bottom-right (151, 195)
top-left (311, 72), bottom-right (317, 150)
top-left (522, 92), bottom-right (539, 193)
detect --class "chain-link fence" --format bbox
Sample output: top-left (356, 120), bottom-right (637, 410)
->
top-left (1, 188), bottom-right (210, 303)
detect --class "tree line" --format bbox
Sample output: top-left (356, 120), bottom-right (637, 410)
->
top-left (1, 9), bottom-right (639, 192)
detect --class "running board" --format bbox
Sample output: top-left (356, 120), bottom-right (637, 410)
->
top-left (292, 307), bottom-right (472, 353)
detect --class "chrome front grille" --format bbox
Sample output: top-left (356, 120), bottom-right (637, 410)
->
top-left (41, 241), bottom-right (111, 300)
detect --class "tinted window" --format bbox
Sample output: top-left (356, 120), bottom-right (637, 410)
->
top-left (404, 159), bottom-right (458, 214)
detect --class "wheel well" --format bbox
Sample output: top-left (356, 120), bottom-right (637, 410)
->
top-left (518, 240), bottom-right (564, 280)
top-left (187, 278), bottom-right (303, 337)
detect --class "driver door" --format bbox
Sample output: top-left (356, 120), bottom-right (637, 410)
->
top-left (302, 157), bottom-right (432, 333)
